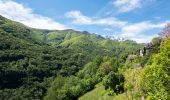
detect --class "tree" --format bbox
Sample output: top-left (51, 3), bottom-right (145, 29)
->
top-left (151, 37), bottom-right (161, 47)
top-left (160, 23), bottom-right (170, 39)
top-left (150, 37), bottom-right (162, 53)
top-left (102, 71), bottom-right (124, 94)
top-left (140, 38), bottom-right (170, 99)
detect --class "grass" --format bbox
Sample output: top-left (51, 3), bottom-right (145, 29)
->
top-left (78, 83), bottom-right (114, 100)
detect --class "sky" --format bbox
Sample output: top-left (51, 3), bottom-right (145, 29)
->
top-left (0, 0), bottom-right (170, 43)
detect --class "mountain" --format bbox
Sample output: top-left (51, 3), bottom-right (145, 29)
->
top-left (0, 15), bottom-right (142, 56)
top-left (0, 15), bottom-right (143, 100)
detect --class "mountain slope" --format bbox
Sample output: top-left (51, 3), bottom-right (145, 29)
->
top-left (0, 15), bottom-right (143, 100)
top-left (0, 15), bottom-right (143, 59)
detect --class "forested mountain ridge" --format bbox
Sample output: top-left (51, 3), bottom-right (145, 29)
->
top-left (0, 15), bottom-right (150, 100)
top-left (0, 16), bottom-right (88, 99)
top-left (0, 15), bottom-right (143, 59)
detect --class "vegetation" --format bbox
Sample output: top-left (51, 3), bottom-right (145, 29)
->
top-left (79, 83), bottom-right (114, 100)
top-left (0, 15), bottom-right (169, 100)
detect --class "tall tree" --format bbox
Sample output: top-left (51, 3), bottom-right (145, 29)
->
top-left (160, 23), bottom-right (170, 39)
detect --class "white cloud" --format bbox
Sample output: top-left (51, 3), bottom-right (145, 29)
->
top-left (97, 0), bottom-right (156, 16)
top-left (65, 10), bottom-right (127, 27)
top-left (104, 28), bottom-right (113, 32)
top-left (0, 0), bottom-right (67, 30)
top-left (65, 10), bottom-right (169, 43)
top-left (113, 0), bottom-right (141, 13)
top-left (130, 34), bottom-right (158, 43)
top-left (120, 21), bottom-right (168, 43)
top-left (65, 11), bottom-right (92, 25)
top-left (121, 21), bottom-right (166, 37)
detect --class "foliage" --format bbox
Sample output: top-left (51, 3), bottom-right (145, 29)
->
top-left (44, 75), bottom-right (99, 100)
top-left (160, 23), bottom-right (170, 39)
top-left (0, 15), bottom-right (143, 100)
top-left (122, 38), bottom-right (170, 100)
top-left (79, 83), bottom-right (114, 100)
top-left (102, 71), bottom-right (124, 94)
top-left (140, 38), bottom-right (170, 99)
top-left (140, 64), bottom-right (169, 100)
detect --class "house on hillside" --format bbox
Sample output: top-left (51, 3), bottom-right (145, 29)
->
top-left (139, 48), bottom-right (144, 57)
top-left (138, 43), bottom-right (154, 57)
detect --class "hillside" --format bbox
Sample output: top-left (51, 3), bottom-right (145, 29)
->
top-left (1, 0), bottom-right (170, 99)
top-left (79, 83), bottom-right (114, 100)
top-left (0, 15), bottom-right (145, 100)
top-left (0, 15), bottom-right (143, 59)
top-left (78, 38), bottom-right (170, 100)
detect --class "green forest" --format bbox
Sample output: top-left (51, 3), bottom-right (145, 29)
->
top-left (0, 15), bottom-right (169, 100)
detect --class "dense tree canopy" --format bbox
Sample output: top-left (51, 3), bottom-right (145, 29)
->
top-left (0, 15), bottom-right (143, 100)
top-left (1, 13), bottom-right (169, 100)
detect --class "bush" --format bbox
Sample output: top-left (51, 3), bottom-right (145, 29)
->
top-left (102, 71), bottom-right (124, 94)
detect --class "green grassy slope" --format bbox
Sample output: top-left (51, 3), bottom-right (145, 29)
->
top-left (79, 83), bottom-right (114, 100)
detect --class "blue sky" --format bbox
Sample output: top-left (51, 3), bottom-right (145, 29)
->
top-left (0, 0), bottom-right (170, 43)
